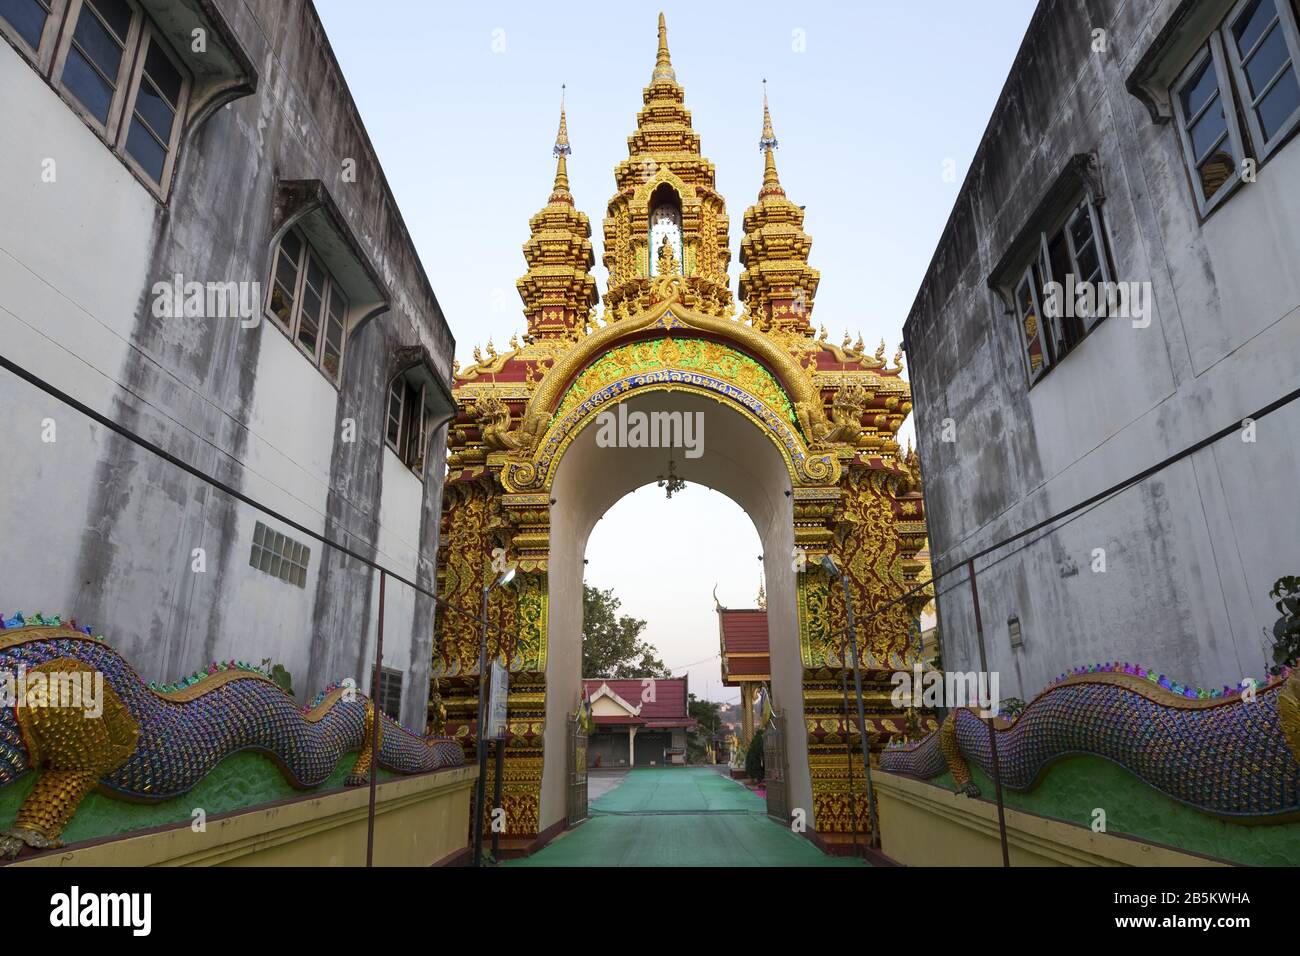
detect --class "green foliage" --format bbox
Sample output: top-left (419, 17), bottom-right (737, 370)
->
top-left (260, 659), bottom-right (294, 696)
top-left (1268, 576), bottom-right (1300, 676)
top-left (999, 697), bottom-right (1027, 720)
top-left (686, 693), bottom-right (725, 763)
top-left (581, 584), bottom-right (671, 679)
top-left (745, 728), bottom-right (765, 782)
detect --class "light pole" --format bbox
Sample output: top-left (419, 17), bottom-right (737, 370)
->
top-left (473, 564), bottom-right (516, 867)
top-left (820, 554), bottom-right (880, 850)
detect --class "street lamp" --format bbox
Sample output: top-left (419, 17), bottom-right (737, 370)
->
top-left (473, 564), bottom-right (516, 867)
top-left (820, 553), bottom-right (881, 850)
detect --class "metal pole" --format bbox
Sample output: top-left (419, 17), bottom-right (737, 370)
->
top-left (472, 585), bottom-right (490, 867)
top-left (840, 671), bottom-right (859, 856)
top-left (366, 569), bottom-right (385, 868)
top-left (967, 558), bottom-right (1010, 867)
top-left (840, 575), bottom-right (880, 849)
top-left (491, 737), bottom-right (504, 863)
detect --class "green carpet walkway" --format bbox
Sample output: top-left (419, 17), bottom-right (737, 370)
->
top-left (505, 767), bottom-right (865, 867)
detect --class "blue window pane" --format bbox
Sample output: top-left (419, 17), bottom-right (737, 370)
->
top-left (72, 4), bottom-right (124, 80)
top-left (0, 0), bottom-right (48, 48)
top-left (143, 41), bottom-right (182, 105)
top-left (1188, 98), bottom-right (1227, 159)
top-left (1232, 0), bottom-right (1275, 58)
top-left (87, 0), bottom-right (130, 41)
top-left (1180, 57), bottom-right (1220, 119)
top-left (62, 47), bottom-right (114, 124)
top-left (1257, 66), bottom-right (1300, 139)
top-left (125, 117), bottom-right (166, 182)
top-left (1243, 24), bottom-right (1290, 97)
top-left (134, 77), bottom-right (175, 141)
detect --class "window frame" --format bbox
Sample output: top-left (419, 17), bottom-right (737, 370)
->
top-left (1063, 201), bottom-right (1113, 332)
top-left (1012, 197), bottom-right (1116, 387)
top-left (371, 666), bottom-right (403, 723)
top-left (0, 0), bottom-right (67, 69)
top-left (384, 374), bottom-right (428, 475)
top-left (1222, 0), bottom-right (1300, 162)
top-left (50, 0), bottom-right (143, 140)
top-left (1171, 37), bottom-right (1249, 217)
top-left (7, 0), bottom-right (192, 200)
top-left (114, 20), bottom-right (190, 194)
top-left (1014, 264), bottom-right (1052, 385)
top-left (263, 226), bottom-right (351, 387)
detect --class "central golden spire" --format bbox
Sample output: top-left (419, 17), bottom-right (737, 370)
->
top-left (652, 11), bottom-right (676, 85)
top-left (602, 13), bottom-right (732, 318)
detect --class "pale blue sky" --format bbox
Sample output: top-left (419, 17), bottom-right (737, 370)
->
top-left (315, 0), bottom-right (1038, 701)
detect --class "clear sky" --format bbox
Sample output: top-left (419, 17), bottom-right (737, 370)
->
top-left (315, 0), bottom-right (1038, 700)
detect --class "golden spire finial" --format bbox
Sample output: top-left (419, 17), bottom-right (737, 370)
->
top-left (760, 78), bottom-right (778, 152)
top-left (652, 12), bottom-right (676, 84)
top-left (554, 84), bottom-right (570, 157)
top-left (550, 86), bottom-right (572, 202)
top-left (758, 81), bottom-right (785, 198)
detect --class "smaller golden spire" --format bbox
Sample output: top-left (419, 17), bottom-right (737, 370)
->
top-left (760, 79), bottom-right (778, 152)
top-left (758, 81), bottom-right (785, 199)
top-left (652, 12), bottom-right (676, 84)
top-left (550, 87), bottom-right (572, 203)
top-left (554, 84), bottom-right (570, 157)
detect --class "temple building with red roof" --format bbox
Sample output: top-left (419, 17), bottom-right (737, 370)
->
top-left (716, 595), bottom-right (771, 743)
top-left (582, 677), bottom-right (696, 768)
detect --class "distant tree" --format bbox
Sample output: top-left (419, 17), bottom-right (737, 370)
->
top-left (582, 584), bottom-right (672, 679)
top-left (686, 693), bottom-right (726, 762)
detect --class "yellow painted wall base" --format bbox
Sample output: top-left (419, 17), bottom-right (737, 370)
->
top-left (11, 766), bottom-right (476, 867)
top-left (875, 771), bottom-right (1225, 867)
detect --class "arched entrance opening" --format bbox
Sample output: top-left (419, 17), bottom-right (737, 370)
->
top-left (539, 390), bottom-right (812, 830)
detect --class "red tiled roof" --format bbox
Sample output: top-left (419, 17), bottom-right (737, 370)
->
top-left (582, 677), bottom-right (689, 720)
top-left (718, 608), bottom-right (771, 686)
top-left (718, 609), bottom-right (770, 653)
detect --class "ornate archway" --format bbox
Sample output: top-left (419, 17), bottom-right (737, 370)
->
top-left (431, 15), bottom-right (932, 848)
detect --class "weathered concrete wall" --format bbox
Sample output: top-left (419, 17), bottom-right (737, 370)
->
top-left (0, 0), bottom-right (453, 731)
top-left (902, 0), bottom-right (1300, 695)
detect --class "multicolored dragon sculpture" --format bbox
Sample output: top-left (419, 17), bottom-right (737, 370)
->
top-left (880, 664), bottom-right (1300, 820)
top-left (0, 617), bottom-right (465, 859)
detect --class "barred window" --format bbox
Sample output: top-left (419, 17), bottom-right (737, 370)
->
top-left (371, 667), bottom-right (403, 722)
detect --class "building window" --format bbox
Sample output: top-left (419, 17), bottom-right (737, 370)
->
top-left (249, 521), bottom-right (311, 588)
top-left (0, 0), bottom-right (57, 53)
top-left (385, 374), bottom-right (428, 473)
top-left (265, 227), bottom-right (349, 384)
top-left (1224, 0), bottom-right (1300, 158)
top-left (1012, 199), bottom-right (1114, 383)
top-left (371, 667), bottom-right (403, 722)
top-left (1171, 0), bottom-right (1300, 214)
top-left (2, 0), bottom-right (190, 195)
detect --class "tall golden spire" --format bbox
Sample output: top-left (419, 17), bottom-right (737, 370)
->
top-left (740, 82), bottom-right (818, 331)
top-left (652, 12), bottom-right (676, 85)
top-left (519, 88), bottom-right (597, 340)
top-left (603, 13), bottom-right (732, 318)
top-left (760, 78), bottom-right (778, 151)
top-left (550, 85), bottom-right (571, 202)
top-left (758, 79), bottom-right (784, 199)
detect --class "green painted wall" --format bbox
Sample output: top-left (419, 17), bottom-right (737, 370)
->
top-left (0, 751), bottom-right (398, 846)
top-left (930, 755), bottom-right (1300, 867)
